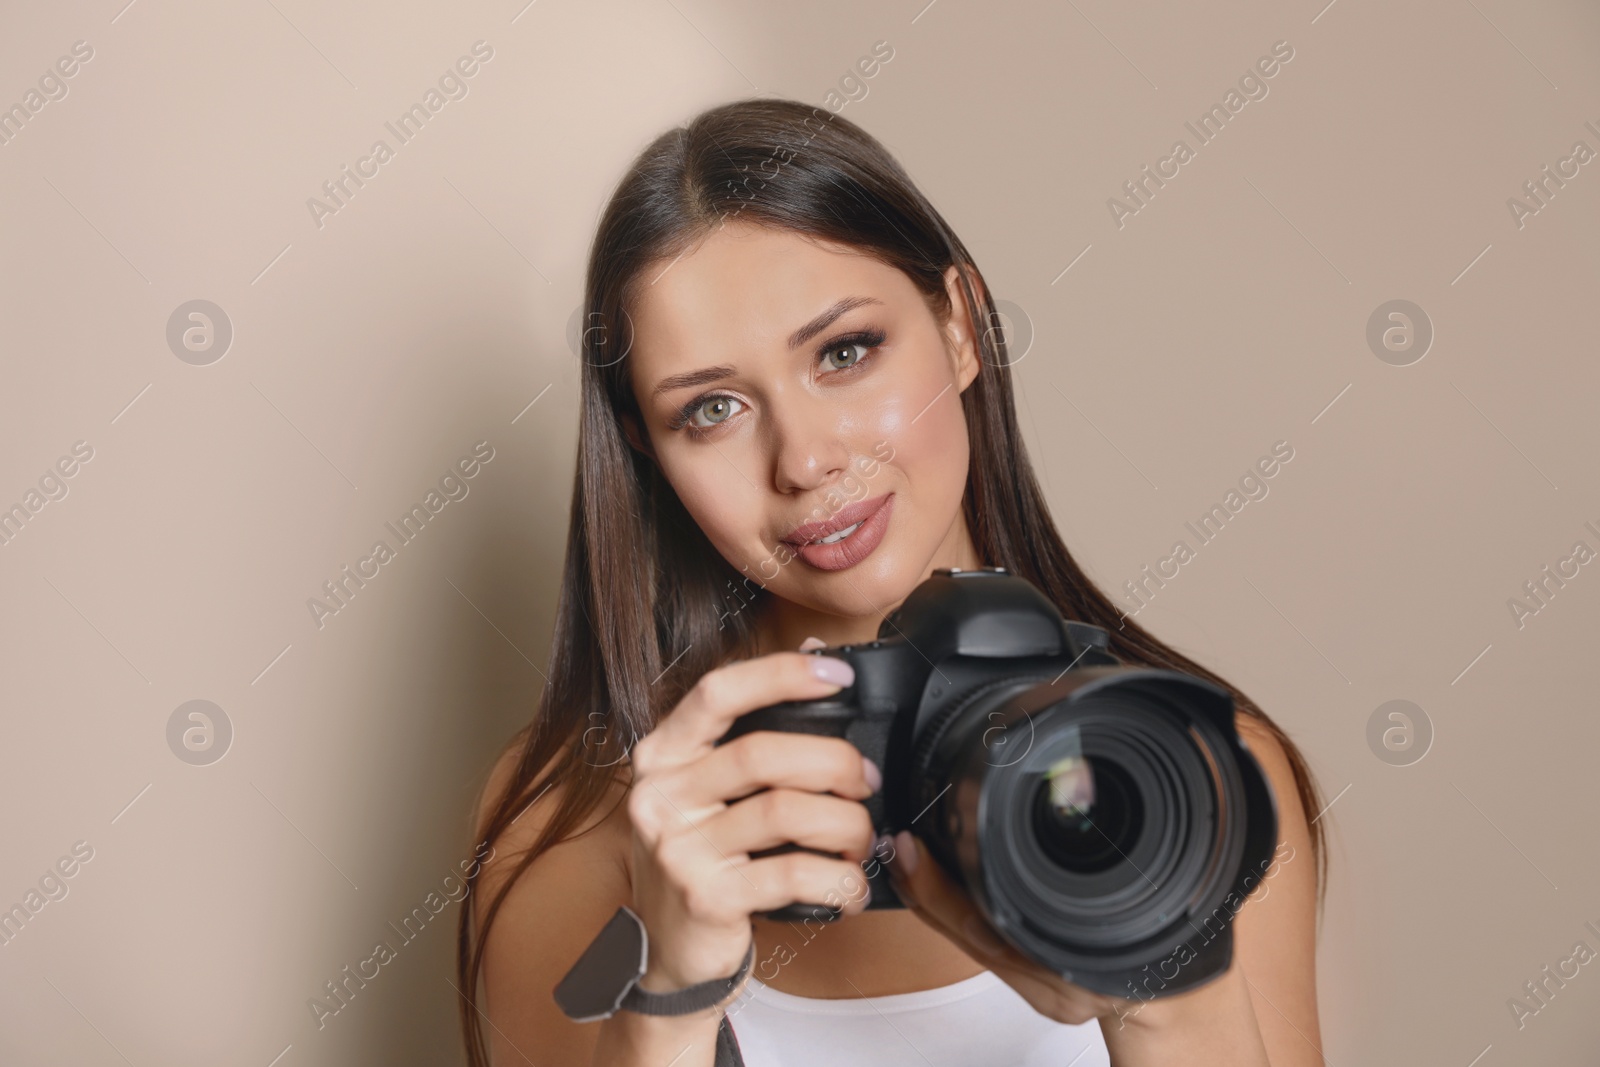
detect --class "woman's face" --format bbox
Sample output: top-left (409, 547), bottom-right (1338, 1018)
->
top-left (623, 222), bottom-right (983, 621)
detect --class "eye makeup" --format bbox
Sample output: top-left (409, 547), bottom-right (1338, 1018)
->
top-left (667, 326), bottom-right (888, 436)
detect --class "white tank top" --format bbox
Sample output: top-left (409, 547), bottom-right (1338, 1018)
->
top-left (723, 969), bottom-right (1111, 1067)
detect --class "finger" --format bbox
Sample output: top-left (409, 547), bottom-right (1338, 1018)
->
top-left (889, 834), bottom-right (1039, 969)
top-left (658, 731), bottom-right (877, 811)
top-left (724, 849), bottom-right (874, 918)
top-left (698, 788), bottom-right (877, 862)
top-left (885, 840), bottom-right (1002, 961)
top-left (662, 840), bottom-right (871, 924)
top-left (798, 636), bottom-right (827, 651)
top-left (882, 838), bottom-right (1118, 1025)
top-left (635, 653), bottom-right (855, 772)
top-left (888, 834), bottom-right (992, 947)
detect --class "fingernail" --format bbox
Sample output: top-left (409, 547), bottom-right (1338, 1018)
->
top-left (798, 636), bottom-right (827, 651)
top-left (861, 757), bottom-right (882, 793)
top-left (809, 656), bottom-right (855, 687)
top-left (893, 830), bottom-right (917, 874)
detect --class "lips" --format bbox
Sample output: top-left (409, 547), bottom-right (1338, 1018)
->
top-left (781, 493), bottom-right (893, 546)
top-left (781, 494), bottom-right (895, 572)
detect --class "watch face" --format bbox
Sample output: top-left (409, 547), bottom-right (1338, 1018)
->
top-left (553, 906), bottom-right (647, 1023)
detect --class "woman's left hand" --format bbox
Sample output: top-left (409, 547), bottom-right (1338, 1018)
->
top-left (882, 828), bottom-right (1137, 1027)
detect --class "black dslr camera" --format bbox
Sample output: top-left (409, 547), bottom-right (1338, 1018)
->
top-left (716, 567), bottom-right (1278, 997)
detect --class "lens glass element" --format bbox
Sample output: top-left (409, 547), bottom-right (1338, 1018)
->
top-left (1030, 752), bottom-right (1145, 875)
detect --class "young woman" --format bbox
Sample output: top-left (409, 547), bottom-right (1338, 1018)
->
top-left (456, 98), bottom-right (1327, 1067)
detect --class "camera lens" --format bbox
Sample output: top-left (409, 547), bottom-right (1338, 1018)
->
top-left (1030, 754), bottom-right (1145, 875)
top-left (911, 668), bottom-right (1265, 994)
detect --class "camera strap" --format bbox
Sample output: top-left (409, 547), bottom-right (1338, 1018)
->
top-left (715, 1014), bottom-right (745, 1066)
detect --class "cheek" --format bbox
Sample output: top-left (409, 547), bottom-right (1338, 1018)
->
top-left (870, 382), bottom-right (970, 501)
top-left (660, 455), bottom-right (766, 554)
top-left (916, 402), bottom-right (971, 477)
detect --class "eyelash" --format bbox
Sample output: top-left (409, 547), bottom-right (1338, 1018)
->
top-left (669, 327), bottom-right (888, 436)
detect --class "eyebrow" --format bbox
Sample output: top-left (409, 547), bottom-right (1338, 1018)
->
top-left (648, 296), bottom-right (885, 401)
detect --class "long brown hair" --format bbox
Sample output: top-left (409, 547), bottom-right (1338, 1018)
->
top-left (456, 97), bottom-right (1326, 1066)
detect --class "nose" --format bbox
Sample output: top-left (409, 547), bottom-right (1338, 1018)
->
top-left (768, 394), bottom-right (850, 495)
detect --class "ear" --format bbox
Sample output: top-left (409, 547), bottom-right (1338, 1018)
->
top-left (939, 264), bottom-right (984, 394)
top-left (620, 410), bottom-right (657, 463)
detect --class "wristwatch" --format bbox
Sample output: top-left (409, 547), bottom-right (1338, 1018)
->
top-left (553, 905), bottom-right (756, 1022)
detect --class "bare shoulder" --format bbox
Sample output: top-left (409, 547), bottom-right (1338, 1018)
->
top-left (1235, 713), bottom-right (1302, 807)
top-left (471, 731), bottom-right (634, 909)
top-left (1232, 709), bottom-right (1316, 894)
top-left (1231, 708), bottom-right (1325, 1065)
top-left (466, 730), bottom-right (635, 1066)
top-left (467, 729), bottom-right (630, 863)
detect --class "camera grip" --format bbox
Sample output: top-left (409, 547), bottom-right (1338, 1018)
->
top-left (716, 693), bottom-right (868, 924)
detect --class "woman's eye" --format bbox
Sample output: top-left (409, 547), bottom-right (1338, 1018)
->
top-left (688, 395), bottom-right (743, 428)
top-left (822, 341), bottom-right (870, 371)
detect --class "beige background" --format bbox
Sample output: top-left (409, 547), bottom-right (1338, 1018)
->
top-left (2, 0), bottom-right (1598, 1063)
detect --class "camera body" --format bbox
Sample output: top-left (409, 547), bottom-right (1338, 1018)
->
top-left (716, 567), bottom-right (1279, 997)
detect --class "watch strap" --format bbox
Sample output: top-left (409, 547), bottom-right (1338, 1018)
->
top-left (622, 933), bottom-right (755, 1016)
top-left (553, 905), bottom-right (754, 1021)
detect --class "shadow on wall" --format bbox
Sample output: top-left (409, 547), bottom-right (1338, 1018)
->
top-left (312, 394), bottom-right (565, 1064)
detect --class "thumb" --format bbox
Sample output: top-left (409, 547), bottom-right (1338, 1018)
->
top-left (889, 831), bottom-right (1012, 963)
top-left (887, 830), bottom-right (951, 915)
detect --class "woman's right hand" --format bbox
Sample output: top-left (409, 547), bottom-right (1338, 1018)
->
top-left (624, 645), bottom-right (882, 994)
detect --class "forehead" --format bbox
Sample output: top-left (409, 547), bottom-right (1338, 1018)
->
top-left (627, 224), bottom-right (909, 383)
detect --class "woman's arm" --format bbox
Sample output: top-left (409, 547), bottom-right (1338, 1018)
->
top-left (483, 864), bottom-right (725, 1066)
top-left (470, 649), bottom-right (877, 1067)
top-left (1101, 713), bottom-right (1323, 1066)
top-left (470, 748), bottom-right (724, 1067)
